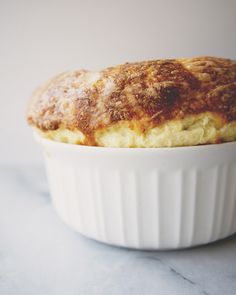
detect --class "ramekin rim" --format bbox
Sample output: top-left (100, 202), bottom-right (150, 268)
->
top-left (33, 131), bottom-right (236, 153)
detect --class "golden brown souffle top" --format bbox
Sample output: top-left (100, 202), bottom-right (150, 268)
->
top-left (27, 56), bottom-right (236, 146)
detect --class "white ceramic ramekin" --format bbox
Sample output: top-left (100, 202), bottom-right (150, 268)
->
top-left (35, 134), bottom-right (236, 249)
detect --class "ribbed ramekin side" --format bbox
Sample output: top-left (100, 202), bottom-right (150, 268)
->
top-left (45, 159), bottom-right (236, 249)
top-left (190, 164), bottom-right (236, 246)
top-left (45, 159), bottom-right (102, 240)
top-left (219, 164), bottom-right (236, 238)
top-left (190, 167), bottom-right (220, 245)
top-left (40, 138), bottom-right (236, 250)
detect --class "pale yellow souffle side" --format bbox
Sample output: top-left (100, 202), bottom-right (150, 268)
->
top-left (37, 112), bottom-right (236, 148)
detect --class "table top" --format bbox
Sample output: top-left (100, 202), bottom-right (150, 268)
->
top-left (1, 165), bottom-right (236, 295)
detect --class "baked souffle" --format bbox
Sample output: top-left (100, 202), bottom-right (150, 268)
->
top-left (27, 57), bottom-right (236, 147)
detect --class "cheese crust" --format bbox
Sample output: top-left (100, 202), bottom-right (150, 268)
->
top-left (27, 57), bottom-right (236, 147)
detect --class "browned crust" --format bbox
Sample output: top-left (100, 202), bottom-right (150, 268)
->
top-left (27, 57), bottom-right (236, 145)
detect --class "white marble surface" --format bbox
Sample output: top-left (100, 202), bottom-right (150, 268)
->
top-left (1, 165), bottom-right (236, 295)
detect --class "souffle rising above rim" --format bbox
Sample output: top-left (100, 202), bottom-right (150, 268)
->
top-left (27, 56), bottom-right (236, 148)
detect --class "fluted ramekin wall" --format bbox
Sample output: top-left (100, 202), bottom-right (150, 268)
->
top-left (38, 135), bottom-right (236, 249)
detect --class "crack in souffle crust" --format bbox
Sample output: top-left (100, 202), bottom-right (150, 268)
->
top-left (27, 57), bottom-right (236, 147)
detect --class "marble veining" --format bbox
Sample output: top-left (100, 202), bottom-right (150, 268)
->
top-left (0, 165), bottom-right (236, 295)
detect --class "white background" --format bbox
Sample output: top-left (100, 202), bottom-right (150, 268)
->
top-left (1, 0), bottom-right (236, 165)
